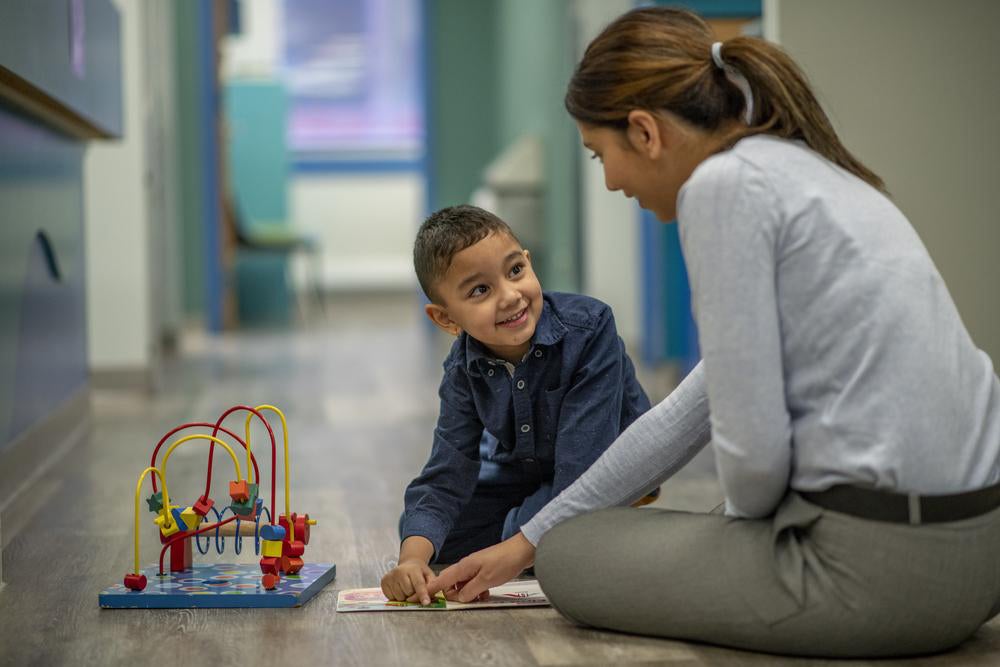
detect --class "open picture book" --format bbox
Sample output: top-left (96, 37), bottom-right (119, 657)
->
top-left (336, 579), bottom-right (549, 612)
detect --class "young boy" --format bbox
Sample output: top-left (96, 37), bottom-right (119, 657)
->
top-left (381, 205), bottom-right (650, 603)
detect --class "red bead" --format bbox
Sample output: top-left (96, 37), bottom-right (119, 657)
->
top-left (260, 556), bottom-right (279, 575)
top-left (124, 573), bottom-right (147, 591)
top-left (193, 495), bottom-right (215, 517)
top-left (296, 514), bottom-right (311, 544)
top-left (284, 557), bottom-right (304, 575)
top-left (262, 573), bottom-right (280, 590)
top-left (279, 512), bottom-right (311, 544)
top-left (282, 540), bottom-right (305, 558)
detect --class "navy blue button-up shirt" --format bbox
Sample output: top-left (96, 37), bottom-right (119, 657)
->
top-left (401, 292), bottom-right (651, 556)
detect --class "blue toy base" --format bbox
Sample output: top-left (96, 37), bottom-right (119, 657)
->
top-left (99, 562), bottom-right (336, 608)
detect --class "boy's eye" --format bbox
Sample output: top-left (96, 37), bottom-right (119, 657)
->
top-left (468, 285), bottom-right (488, 298)
top-left (509, 263), bottom-right (524, 278)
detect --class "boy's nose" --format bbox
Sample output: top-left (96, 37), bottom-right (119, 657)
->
top-left (498, 283), bottom-right (522, 308)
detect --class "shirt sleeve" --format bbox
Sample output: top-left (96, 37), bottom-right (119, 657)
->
top-left (678, 155), bottom-right (792, 518)
top-left (549, 307), bottom-right (648, 498)
top-left (400, 364), bottom-right (484, 556)
top-left (520, 362), bottom-right (712, 545)
top-left (500, 482), bottom-right (553, 540)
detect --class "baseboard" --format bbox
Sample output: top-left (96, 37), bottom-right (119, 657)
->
top-left (0, 387), bottom-right (91, 559)
top-left (90, 365), bottom-right (155, 392)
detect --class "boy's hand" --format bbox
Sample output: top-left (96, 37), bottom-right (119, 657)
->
top-left (427, 532), bottom-right (536, 603)
top-left (381, 559), bottom-right (435, 605)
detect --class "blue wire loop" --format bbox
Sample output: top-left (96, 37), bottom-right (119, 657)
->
top-left (194, 498), bottom-right (270, 556)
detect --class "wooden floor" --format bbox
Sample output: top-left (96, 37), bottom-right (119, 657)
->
top-left (1, 292), bottom-right (998, 666)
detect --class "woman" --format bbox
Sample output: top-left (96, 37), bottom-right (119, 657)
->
top-left (427, 7), bottom-right (1000, 657)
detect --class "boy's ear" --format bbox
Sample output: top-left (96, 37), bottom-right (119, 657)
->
top-left (523, 248), bottom-right (531, 263)
top-left (424, 303), bottom-right (461, 337)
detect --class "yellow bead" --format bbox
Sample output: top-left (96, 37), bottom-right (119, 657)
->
top-left (261, 539), bottom-right (283, 558)
top-left (180, 506), bottom-right (202, 530)
top-left (154, 508), bottom-right (181, 537)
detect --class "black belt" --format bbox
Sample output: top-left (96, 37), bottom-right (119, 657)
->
top-left (800, 482), bottom-right (1000, 525)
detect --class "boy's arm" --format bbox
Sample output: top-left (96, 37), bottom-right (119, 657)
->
top-left (398, 535), bottom-right (435, 564)
top-left (548, 307), bottom-right (650, 498)
top-left (400, 365), bottom-right (485, 559)
top-left (499, 308), bottom-right (650, 537)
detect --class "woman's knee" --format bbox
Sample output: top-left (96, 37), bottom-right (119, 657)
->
top-left (535, 510), bottom-right (629, 626)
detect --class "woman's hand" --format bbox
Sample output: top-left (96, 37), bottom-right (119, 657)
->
top-left (427, 532), bottom-right (536, 603)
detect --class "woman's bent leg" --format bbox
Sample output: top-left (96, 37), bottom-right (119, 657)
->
top-left (535, 494), bottom-right (1000, 658)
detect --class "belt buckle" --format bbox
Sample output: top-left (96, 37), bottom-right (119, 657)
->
top-left (908, 493), bottom-right (922, 525)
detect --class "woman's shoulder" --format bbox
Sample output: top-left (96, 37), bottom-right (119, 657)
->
top-left (680, 134), bottom-right (850, 218)
top-left (679, 136), bottom-right (782, 213)
top-left (691, 135), bottom-right (799, 186)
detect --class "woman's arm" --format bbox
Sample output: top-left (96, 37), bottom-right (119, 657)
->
top-left (521, 360), bottom-right (711, 544)
top-left (427, 363), bottom-right (712, 601)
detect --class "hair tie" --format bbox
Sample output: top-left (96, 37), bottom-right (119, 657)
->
top-left (711, 42), bottom-right (726, 69)
top-left (710, 41), bottom-right (754, 125)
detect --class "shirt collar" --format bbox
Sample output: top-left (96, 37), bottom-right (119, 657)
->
top-left (463, 296), bottom-right (567, 372)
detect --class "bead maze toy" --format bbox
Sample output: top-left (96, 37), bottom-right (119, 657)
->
top-left (99, 404), bottom-right (336, 608)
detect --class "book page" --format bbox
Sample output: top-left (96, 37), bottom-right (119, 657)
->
top-left (336, 579), bottom-right (548, 612)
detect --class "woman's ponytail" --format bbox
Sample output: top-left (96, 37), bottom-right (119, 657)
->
top-left (719, 38), bottom-right (885, 191)
top-left (567, 7), bottom-right (885, 192)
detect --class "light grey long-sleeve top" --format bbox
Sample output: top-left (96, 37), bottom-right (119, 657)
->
top-left (521, 135), bottom-right (1000, 544)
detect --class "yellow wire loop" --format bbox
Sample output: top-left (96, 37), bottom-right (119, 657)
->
top-left (133, 466), bottom-right (170, 575)
top-left (162, 434), bottom-right (243, 484)
top-left (246, 405), bottom-right (293, 540)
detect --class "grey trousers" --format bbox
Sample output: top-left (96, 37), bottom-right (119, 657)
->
top-left (534, 492), bottom-right (1000, 658)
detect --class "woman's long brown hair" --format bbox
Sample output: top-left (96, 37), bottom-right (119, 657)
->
top-left (566, 6), bottom-right (885, 191)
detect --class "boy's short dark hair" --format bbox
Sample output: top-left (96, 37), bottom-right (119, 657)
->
top-left (414, 205), bottom-right (520, 302)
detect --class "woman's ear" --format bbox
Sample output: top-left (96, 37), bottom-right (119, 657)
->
top-left (625, 109), bottom-right (664, 159)
top-left (424, 303), bottom-right (461, 336)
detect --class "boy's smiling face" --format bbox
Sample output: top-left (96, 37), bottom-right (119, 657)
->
top-left (425, 231), bottom-right (543, 363)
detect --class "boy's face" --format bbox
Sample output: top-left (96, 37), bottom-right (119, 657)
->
top-left (425, 232), bottom-right (543, 363)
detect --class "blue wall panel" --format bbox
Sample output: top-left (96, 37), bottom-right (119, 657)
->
top-left (0, 104), bottom-right (88, 449)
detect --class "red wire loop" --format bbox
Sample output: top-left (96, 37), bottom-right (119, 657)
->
top-left (148, 423), bottom-right (260, 498)
top-left (203, 406), bottom-right (278, 523)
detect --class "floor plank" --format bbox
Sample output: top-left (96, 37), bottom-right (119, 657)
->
top-left (0, 291), bottom-right (997, 666)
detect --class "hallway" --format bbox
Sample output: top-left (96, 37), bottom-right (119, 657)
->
top-left (0, 292), bottom-right (998, 666)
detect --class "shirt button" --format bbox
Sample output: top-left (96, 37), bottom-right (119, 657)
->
top-left (524, 458), bottom-right (535, 464)
top-left (488, 369), bottom-right (494, 376)
top-left (520, 424), bottom-right (531, 433)
top-left (516, 379), bottom-right (525, 390)
top-left (534, 350), bottom-right (543, 358)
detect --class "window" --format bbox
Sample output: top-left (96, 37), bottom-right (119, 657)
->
top-left (281, 0), bottom-right (424, 162)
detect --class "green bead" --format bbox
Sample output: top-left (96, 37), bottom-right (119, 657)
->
top-left (146, 491), bottom-right (164, 513)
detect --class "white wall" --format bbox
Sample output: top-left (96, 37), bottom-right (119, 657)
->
top-left (84, 0), bottom-right (155, 379)
top-left (291, 174), bottom-right (420, 290)
top-left (573, 0), bottom-right (641, 348)
top-left (767, 0), bottom-right (1000, 363)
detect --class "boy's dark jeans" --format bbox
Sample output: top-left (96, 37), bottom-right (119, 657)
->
top-left (399, 455), bottom-right (547, 564)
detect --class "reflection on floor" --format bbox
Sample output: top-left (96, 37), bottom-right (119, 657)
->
top-left (0, 291), bottom-right (996, 666)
